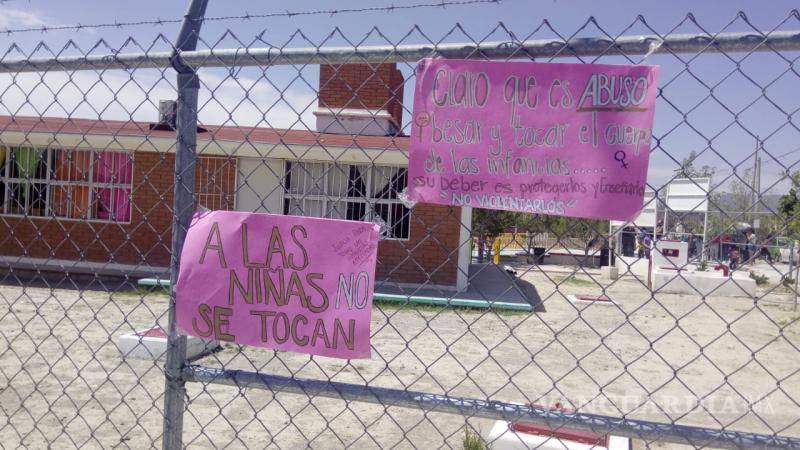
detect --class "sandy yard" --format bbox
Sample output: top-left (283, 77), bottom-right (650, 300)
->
top-left (1, 266), bottom-right (799, 449)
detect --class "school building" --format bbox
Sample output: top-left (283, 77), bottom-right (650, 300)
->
top-left (0, 64), bottom-right (472, 290)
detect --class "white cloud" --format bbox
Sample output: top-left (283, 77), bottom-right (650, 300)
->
top-left (197, 69), bottom-right (318, 130)
top-left (0, 68), bottom-right (318, 130)
top-left (0, 8), bottom-right (47, 30)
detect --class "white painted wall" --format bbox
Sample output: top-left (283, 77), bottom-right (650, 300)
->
top-left (653, 240), bottom-right (689, 269)
top-left (314, 108), bottom-right (399, 136)
top-left (236, 158), bottom-right (285, 214)
top-left (652, 268), bottom-right (756, 298)
top-left (665, 178), bottom-right (711, 213)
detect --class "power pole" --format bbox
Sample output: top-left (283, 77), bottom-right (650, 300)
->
top-left (753, 137), bottom-right (761, 227)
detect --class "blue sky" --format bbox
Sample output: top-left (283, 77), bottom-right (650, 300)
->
top-left (0, 0), bottom-right (799, 191)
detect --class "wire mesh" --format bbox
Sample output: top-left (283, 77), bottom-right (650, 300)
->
top-left (0, 9), bottom-right (799, 449)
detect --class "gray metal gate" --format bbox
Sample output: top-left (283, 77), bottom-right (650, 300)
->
top-left (1, 2), bottom-right (799, 448)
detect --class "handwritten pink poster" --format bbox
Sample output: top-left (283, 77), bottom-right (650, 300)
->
top-left (408, 58), bottom-right (660, 221)
top-left (176, 211), bottom-right (379, 359)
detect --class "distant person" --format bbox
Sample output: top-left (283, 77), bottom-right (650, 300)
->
top-left (759, 239), bottom-right (773, 263)
top-left (492, 238), bottom-right (501, 265)
top-left (729, 247), bottom-right (740, 271)
top-left (710, 235), bottom-right (720, 261)
top-left (721, 233), bottom-right (733, 261)
top-left (643, 235), bottom-right (653, 259)
top-left (748, 232), bottom-right (758, 263)
top-left (635, 236), bottom-right (644, 258)
top-left (741, 234), bottom-right (750, 263)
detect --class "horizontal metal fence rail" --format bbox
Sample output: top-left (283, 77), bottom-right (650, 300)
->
top-left (186, 366), bottom-right (800, 450)
top-left (1, 30), bottom-right (800, 74)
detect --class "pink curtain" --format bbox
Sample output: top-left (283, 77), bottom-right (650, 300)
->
top-left (94, 152), bottom-right (133, 221)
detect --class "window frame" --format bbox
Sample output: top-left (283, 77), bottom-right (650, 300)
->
top-left (196, 155), bottom-right (237, 211)
top-left (283, 160), bottom-right (411, 241)
top-left (0, 146), bottom-right (135, 224)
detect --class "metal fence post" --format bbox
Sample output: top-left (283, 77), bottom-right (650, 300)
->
top-left (791, 239), bottom-right (799, 312)
top-left (789, 240), bottom-right (795, 286)
top-left (162, 0), bottom-right (208, 449)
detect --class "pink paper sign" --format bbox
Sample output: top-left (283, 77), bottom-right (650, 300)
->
top-left (176, 211), bottom-right (379, 359)
top-left (408, 58), bottom-right (660, 221)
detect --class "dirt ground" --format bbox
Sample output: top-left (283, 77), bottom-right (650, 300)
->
top-left (1, 264), bottom-right (799, 449)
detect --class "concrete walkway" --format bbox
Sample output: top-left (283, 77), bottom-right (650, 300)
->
top-left (375, 263), bottom-right (543, 311)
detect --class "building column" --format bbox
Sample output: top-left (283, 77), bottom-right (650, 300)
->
top-left (457, 206), bottom-right (472, 292)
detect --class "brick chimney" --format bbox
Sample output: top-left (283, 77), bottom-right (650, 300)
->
top-left (314, 63), bottom-right (405, 136)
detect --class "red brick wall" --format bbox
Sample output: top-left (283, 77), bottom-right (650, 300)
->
top-left (0, 151), bottom-right (174, 267)
top-left (0, 152), bottom-right (460, 286)
top-left (319, 63), bottom-right (405, 128)
top-left (376, 203), bottom-right (461, 286)
top-left (0, 153), bottom-right (238, 268)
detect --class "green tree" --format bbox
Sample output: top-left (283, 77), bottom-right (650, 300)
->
top-left (512, 213), bottom-right (607, 263)
top-left (729, 168), bottom-right (756, 217)
top-left (704, 169), bottom-right (753, 240)
top-left (676, 150), bottom-right (716, 178)
top-left (668, 152), bottom-right (716, 240)
top-left (472, 209), bottom-right (514, 263)
top-left (778, 172), bottom-right (800, 239)
top-left (514, 214), bottom-right (568, 263)
top-left (572, 218), bottom-right (609, 256)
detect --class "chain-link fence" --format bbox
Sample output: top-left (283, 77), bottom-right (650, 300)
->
top-left (1, 3), bottom-right (800, 449)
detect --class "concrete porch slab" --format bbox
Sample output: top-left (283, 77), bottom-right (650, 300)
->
top-left (139, 263), bottom-right (543, 312)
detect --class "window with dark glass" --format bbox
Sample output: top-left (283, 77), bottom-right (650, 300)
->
top-left (283, 161), bottom-right (410, 239)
